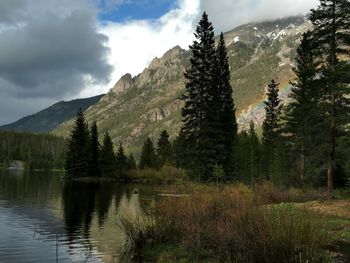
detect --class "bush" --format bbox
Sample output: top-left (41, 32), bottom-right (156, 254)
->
top-left (120, 185), bottom-right (331, 262)
top-left (127, 166), bottom-right (186, 184)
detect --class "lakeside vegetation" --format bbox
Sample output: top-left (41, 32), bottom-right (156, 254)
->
top-left (120, 183), bottom-right (348, 262)
top-left (115, 1), bottom-right (349, 261)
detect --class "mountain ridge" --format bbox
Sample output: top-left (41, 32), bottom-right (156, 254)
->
top-left (53, 15), bottom-right (310, 155)
top-left (1, 95), bottom-right (104, 133)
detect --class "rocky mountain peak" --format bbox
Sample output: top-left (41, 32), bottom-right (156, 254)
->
top-left (54, 15), bottom-right (311, 155)
top-left (109, 73), bottom-right (134, 95)
top-left (148, 45), bottom-right (185, 70)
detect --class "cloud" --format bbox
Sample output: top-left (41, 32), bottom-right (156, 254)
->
top-left (0, 0), bottom-right (113, 124)
top-left (200, 0), bottom-right (319, 33)
top-left (0, 0), bottom-right (320, 124)
top-left (79, 0), bottom-right (199, 97)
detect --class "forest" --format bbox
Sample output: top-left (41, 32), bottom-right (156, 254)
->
top-left (65, 1), bottom-right (350, 194)
top-left (0, 131), bottom-right (66, 170)
top-left (1, 0), bottom-right (349, 261)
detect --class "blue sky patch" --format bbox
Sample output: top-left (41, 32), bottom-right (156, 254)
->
top-left (98, 0), bottom-right (177, 22)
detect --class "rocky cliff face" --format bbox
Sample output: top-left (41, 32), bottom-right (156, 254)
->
top-left (54, 16), bottom-right (311, 155)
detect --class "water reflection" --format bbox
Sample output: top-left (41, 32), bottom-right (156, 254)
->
top-left (0, 170), bottom-right (151, 263)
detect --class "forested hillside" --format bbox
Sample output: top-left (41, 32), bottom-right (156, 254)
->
top-left (0, 131), bottom-right (66, 170)
top-left (54, 16), bottom-right (311, 155)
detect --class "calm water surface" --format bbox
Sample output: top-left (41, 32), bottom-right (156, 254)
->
top-left (0, 170), bottom-right (158, 263)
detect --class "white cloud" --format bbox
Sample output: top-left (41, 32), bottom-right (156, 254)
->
top-left (78, 0), bottom-right (200, 97)
top-left (200, 0), bottom-right (319, 33)
top-left (79, 0), bottom-right (320, 98)
top-left (0, 0), bottom-right (321, 124)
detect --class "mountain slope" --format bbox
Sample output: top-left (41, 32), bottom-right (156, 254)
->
top-left (54, 16), bottom-right (311, 155)
top-left (1, 95), bottom-right (104, 133)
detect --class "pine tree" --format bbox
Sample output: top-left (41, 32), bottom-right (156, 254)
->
top-left (173, 131), bottom-right (189, 169)
top-left (283, 31), bottom-right (322, 183)
top-left (233, 131), bottom-right (251, 182)
top-left (214, 33), bottom-right (237, 179)
top-left (65, 109), bottom-right (90, 178)
top-left (116, 143), bottom-right (127, 177)
top-left (89, 121), bottom-right (100, 177)
top-left (310, 0), bottom-right (350, 194)
top-left (181, 12), bottom-right (219, 180)
top-left (156, 130), bottom-right (172, 168)
top-left (100, 132), bottom-right (115, 177)
top-left (127, 153), bottom-right (137, 170)
top-left (139, 137), bottom-right (157, 169)
top-left (262, 80), bottom-right (281, 146)
top-left (262, 80), bottom-right (281, 180)
top-left (247, 121), bottom-right (260, 186)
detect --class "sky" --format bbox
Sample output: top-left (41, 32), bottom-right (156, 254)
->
top-left (0, 0), bottom-right (319, 125)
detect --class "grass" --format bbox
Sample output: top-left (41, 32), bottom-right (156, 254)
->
top-left (120, 183), bottom-right (334, 262)
top-left (127, 166), bottom-right (186, 184)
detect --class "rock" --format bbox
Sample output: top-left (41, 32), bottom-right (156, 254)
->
top-left (8, 161), bottom-right (25, 170)
top-left (109, 73), bottom-right (134, 95)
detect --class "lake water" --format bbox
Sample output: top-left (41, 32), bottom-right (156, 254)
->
top-left (0, 170), bottom-right (158, 263)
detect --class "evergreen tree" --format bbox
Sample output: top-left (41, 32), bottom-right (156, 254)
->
top-left (247, 121), bottom-right (260, 186)
top-left (156, 130), bottom-right (172, 167)
top-left (100, 132), bottom-right (115, 177)
top-left (115, 143), bottom-right (127, 177)
top-left (89, 121), bottom-right (100, 177)
top-left (139, 137), bottom-right (157, 169)
top-left (181, 12), bottom-right (219, 180)
top-left (65, 109), bottom-right (90, 178)
top-left (269, 139), bottom-right (289, 186)
top-left (214, 33), bottom-right (237, 179)
top-left (310, 0), bottom-right (350, 194)
top-left (127, 153), bottom-right (137, 170)
top-left (233, 131), bottom-right (251, 183)
top-left (173, 131), bottom-right (189, 169)
top-left (262, 80), bottom-right (281, 146)
top-left (283, 31), bottom-right (322, 184)
top-left (262, 80), bottom-right (281, 180)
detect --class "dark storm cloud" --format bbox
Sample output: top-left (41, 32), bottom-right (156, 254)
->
top-left (0, 11), bottom-right (112, 98)
top-left (0, 0), bottom-right (25, 24)
top-left (0, 0), bottom-right (113, 124)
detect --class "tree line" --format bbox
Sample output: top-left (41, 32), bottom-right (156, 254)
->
top-left (65, 0), bottom-right (349, 193)
top-left (65, 110), bottom-right (173, 178)
top-left (0, 131), bottom-right (66, 170)
top-left (174, 1), bottom-right (350, 193)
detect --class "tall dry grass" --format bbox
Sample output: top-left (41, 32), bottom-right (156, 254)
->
top-left (120, 184), bottom-right (331, 262)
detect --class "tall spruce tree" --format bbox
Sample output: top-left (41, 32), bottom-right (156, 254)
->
top-left (156, 130), bottom-right (172, 167)
top-left (173, 131), bottom-right (189, 169)
top-left (262, 80), bottom-right (281, 146)
top-left (283, 32), bottom-right (321, 183)
top-left (116, 143), bottom-right (127, 177)
top-left (127, 153), bottom-right (137, 170)
top-left (310, 0), bottom-right (350, 194)
top-left (262, 80), bottom-right (281, 180)
top-left (214, 33), bottom-right (237, 179)
top-left (65, 109), bottom-right (90, 178)
top-left (248, 121), bottom-right (260, 186)
top-left (100, 132), bottom-right (115, 177)
top-left (89, 121), bottom-right (100, 177)
top-left (139, 137), bottom-right (157, 169)
top-left (181, 12), bottom-right (219, 180)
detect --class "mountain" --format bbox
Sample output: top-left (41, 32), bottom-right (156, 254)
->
top-left (0, 95), bottom-right (104, 133)
top-left (54, 16), bottom-right (311, 155)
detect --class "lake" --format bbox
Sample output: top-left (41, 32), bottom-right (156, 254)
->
top-left (0, 170), bottom-right (158, 263)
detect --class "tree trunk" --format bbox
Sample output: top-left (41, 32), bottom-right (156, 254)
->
top-left (327, 92), bottom-right (335, 195)
top-left (300, 142), bottom-right (305, 183)
top-left (327, 0), bottom-right (336, 196)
